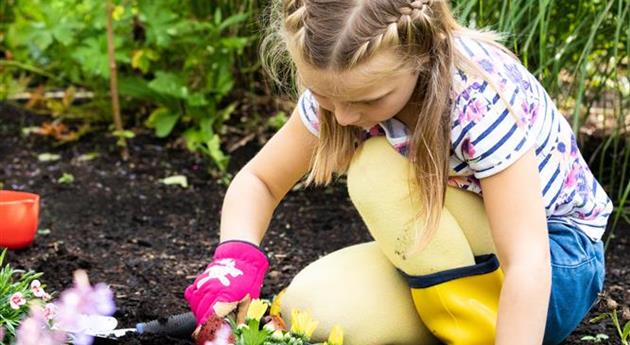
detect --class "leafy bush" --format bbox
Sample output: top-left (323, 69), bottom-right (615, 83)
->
top-left (2, 0), bottom-right (255, 171)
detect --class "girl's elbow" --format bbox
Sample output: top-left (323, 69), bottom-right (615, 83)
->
top-left (502, 252), bottom-right (551, 278)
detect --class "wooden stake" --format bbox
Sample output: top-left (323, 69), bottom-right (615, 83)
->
top-left (106, 0), bottom-right (129, 160)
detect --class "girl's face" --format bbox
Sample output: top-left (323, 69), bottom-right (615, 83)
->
top-left (298, 49), bottom-right (420, 130)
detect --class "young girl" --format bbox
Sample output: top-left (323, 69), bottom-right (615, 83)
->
top-left (184, 0), bottom-right (612, 344)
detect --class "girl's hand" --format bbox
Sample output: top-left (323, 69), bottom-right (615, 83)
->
top-left (184, 240), bottom-right (269, 326)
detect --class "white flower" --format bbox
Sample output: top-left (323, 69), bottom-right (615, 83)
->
top-left (203, 321), bottom-right (233, 345)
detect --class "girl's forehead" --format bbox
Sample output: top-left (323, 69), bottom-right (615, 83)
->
top-left (298, 50), bottom-right (412, 100)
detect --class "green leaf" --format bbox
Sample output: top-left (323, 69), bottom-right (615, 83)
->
top-left (186, 93), bottom-right (209, 107)
top-left (146, 107), bottom-right (180, 138)
top-left (239, 319), bottom-right (270, 345)
top-left (268, 111), bottom-right (288, 130)
top-left (38, 153), bottom-right (61, 162)
top-left (159, 175), bottom-right (188, 188)
top-left (138, 0), bottom-right (179, 47)
top-left (589, 313), bottom-right (610, 323)
top-left (76, 152), bottom-right (100, 162)
top-left (205, 134), bottom-right (229, 172)
top-left (148, 71), bottom-right (189, 99)
top-left (113, 130), bottom-right (136, 139)
top-left (220, 37), bottom-right (249, 51)
top-left (57, 172), bottom-right (75, 184)
top-left (217, 13), bottom-right (250, 32)
top-left (622, 320), bottom-right (630, 341)
top-left (71, 36), bottom-right (109, 77)
top-left (51, 18), bottom-right (83, 46)
top-left (213, 62), bottom-right (235, 96)
top-left (118, 76), bottom-right (177, 107)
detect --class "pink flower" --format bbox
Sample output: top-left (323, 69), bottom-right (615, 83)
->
top-left (15, 306), bottom-right (67, 345)
top-left (564, 167), bottom-right (579, 188)
top-left (31, 280), bottom-right (46, 298)
top-left (42, 293), bottom-right (52, 302)
top-left (10, 292), bottom-right (26, 309)
top-left (0, 326), bottom-right (5, 341)
top-left (54, 270), bottom-right (115, 345)
top-left (464, 98), bottom-right (485, 123)
top-left (43, 303), bottom-right (57, 321)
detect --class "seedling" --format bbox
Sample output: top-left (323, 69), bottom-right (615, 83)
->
top-left (57, 173), bottom-right (75, 184)
top-left (580, 333), bottom-right (609, 343)
top-left (589, 299), bottom-right (630, 345)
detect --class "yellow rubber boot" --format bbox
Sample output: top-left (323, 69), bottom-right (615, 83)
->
top-left (400, 254), bottom-right (504, 345)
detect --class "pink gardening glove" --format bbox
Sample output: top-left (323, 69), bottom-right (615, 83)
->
top-left (184, 240), bottom-right (269, 326)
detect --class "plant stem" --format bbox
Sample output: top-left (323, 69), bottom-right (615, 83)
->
top-left (106, 0), bottom-right (128, 160)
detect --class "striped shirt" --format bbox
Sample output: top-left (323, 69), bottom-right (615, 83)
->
top-left (297, 35), bottom-right (613, 241)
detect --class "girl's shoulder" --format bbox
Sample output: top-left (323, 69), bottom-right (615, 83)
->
top-left (449, 35), bottom-right (546, 178)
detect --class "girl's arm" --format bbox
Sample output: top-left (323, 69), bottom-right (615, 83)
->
top-left (220, 107), bottom-right (318, 245)
top-left (479, 147), bottom-right (552, 345)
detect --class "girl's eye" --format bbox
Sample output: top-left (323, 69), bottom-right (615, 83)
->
top-left (353, 99), bottom-right (380, 106)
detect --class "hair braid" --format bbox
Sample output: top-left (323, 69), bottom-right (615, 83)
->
top-left (347, 0), bottom-right (435, 67)
top-left (284, 3), bottom-right (306, 33)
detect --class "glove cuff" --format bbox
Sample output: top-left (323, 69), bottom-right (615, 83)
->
top-left (214, 240), bottom-right (269, 271)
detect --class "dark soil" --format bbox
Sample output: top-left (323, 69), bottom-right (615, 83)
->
top-left (2, 103), bottom-right (628, 345)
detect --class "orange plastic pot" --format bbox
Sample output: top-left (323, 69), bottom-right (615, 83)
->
top-left (0, 191), bottom-right (40, 249)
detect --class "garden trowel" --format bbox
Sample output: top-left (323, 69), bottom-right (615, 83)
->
top-left (65, 312), bottom-right (197, 341)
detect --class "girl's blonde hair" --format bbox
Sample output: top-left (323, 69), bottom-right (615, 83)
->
top-left (261, 0), bottom-right (514, 254)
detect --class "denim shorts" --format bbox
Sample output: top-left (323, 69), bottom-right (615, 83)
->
top-left (543, 221), bottom-right (606, 345)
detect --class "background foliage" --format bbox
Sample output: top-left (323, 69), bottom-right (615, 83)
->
top-left (0, 0), bottom-right (628, 230)
top-left (1, 0), bottom-right (255, 171)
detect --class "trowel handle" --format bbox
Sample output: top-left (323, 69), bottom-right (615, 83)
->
top-left (135, 312), bottom-right (197, 338)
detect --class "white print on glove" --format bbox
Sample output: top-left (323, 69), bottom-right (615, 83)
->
top-left (196, 258), bottom-right (244, 288)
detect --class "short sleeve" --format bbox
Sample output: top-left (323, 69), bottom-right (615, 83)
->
top-left (297, 89), bottom-right (321, 137)
top-left (451, 82), bottom-right (538, 179)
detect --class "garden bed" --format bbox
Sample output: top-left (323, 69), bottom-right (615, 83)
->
top-left (2, 103), bottom-right (628, 345)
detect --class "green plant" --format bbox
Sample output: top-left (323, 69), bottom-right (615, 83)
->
top-left (3, 0), bottom-right (254, 171)
top-left (0, 249), bottom-right (49, 343)
top-left (56, 172), bottom-right (74, 184)
top-left (589, 303), bottom-right (630, 345)
top-left (580, 333), bottom-right (609, 343)
top-left (210, 298), bottom-right (344, 345)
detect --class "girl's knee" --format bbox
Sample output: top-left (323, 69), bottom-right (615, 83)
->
top-left (280, 242), bottom-right (438, 345)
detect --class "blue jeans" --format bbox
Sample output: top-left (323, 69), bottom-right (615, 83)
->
top-left (543, 221), bottom-right (606, 345)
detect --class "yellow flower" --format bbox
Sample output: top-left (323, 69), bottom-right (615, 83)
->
top-left (112, 5), bottom-right (125, 21)
top-left (246, 299), bottom-right (268, 321)
top-left (270, 289), bottom-right (286, 316)
top-left (327, 325), bottom-right (344, 345)
top-left (290, 309), bottom-right (319, 338)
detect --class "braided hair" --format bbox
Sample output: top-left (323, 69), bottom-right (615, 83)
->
top-left (261, 0), bottom-right (507, 253)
